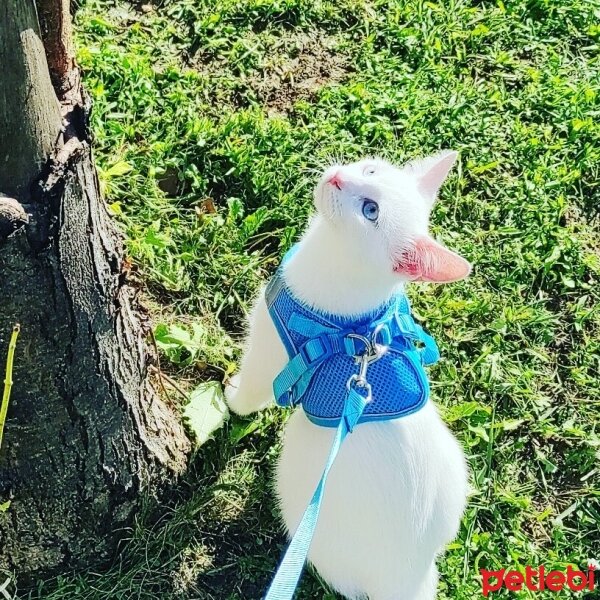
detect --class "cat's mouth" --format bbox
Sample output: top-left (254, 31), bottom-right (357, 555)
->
top-left (314, 179), bottom-right (343, 221)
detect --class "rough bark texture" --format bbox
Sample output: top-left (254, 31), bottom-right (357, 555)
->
top-left (0, 0), bottom-right (62, 199)
top-left (35, 0), bottom-right (77, 94)
top-left (0, 0), bottom-right (191, 581)
top-left (0, 195), bottom-right (29, 238)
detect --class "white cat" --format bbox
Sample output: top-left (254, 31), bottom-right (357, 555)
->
top-left (227, 152), bottom-right (470, 600)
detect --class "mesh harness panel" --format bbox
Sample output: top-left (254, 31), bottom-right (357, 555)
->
top-left (265, 250), bottom-right (440, 427)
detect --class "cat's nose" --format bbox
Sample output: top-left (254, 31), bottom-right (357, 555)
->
top-left (327, 172), bottom-right (343, 190)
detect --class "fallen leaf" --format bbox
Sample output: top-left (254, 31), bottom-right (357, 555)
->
top-left (197, 198), bottom-right (217, 215)
top-left (183, 382), bottom-right (229, 447)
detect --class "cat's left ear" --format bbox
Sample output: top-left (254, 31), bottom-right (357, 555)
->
top-left (405, 150), bottom-right (458, 207)
top-left (394, 235), bottom-right (471, 283)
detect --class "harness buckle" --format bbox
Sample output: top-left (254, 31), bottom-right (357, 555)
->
top-left (344, 323), bottom-right (388, 404)
top-left (298, 335), bottom-right (331, 367)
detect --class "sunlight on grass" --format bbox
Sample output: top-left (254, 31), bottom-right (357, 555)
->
top-left (31, 0), bottom-right (600, 598)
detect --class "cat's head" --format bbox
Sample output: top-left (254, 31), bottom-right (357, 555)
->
top-left (313, 152), bottom-right (471, 283)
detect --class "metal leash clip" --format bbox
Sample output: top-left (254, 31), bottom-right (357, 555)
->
top-left (345, 323), bottom-right (389, 402)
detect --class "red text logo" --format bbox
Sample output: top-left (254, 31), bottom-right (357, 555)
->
top-left (481, 565), bottom-right (596, 596)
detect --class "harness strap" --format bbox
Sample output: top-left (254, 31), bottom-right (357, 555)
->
top-left (263, 386), bottom-right (370, 600)
top-left (415, 326), bottom-right (440, 365)
top-left (288, 313), bottom-right (337, 337)
top-left (272, 310), bottom-right (439, 408)
top-left (273, 335), bottom-right (333, 407)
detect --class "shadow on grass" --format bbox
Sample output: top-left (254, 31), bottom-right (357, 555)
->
top-left (28, 412), bottom-right (335, 600)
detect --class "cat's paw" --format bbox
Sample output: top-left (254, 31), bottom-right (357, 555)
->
top-left (225, 375), bottom-right (252, 416)
top-left (224, 373), bottom-right (240, 401)
top-left (225, 375), bottom-right (273, 416)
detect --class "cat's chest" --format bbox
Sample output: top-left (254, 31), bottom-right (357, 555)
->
top-left (284, 403), bottom-right (464, 487)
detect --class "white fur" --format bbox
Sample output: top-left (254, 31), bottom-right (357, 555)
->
top-left (227, 155), bottom-right (469, 600)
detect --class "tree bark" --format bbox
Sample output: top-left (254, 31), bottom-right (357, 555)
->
top-left (0, 0), bottom-right (191, 581)
top-left (35, 0), bottom-right (76, 93)
top-left (0, 0), bottom-right (62, 199)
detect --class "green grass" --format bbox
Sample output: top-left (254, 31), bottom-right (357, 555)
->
top-left (27, 0), bottom-right (600, 598)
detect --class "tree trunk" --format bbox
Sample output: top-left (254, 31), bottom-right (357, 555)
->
top-left (0, 0), bottom-right (191, 581)
top-left (35, 0), bottom-right (76, 93)
top-left (0, 0), bottom-right (61, 198)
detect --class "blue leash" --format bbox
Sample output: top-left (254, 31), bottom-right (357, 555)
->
top-left (262, 252), bottom-right (440, 598)
top-left (264, 343), bottom-right (379, 600)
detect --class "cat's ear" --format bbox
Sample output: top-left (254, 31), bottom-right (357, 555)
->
top-left (394, 235), bottom-right (471, 283)
top-left (405, 150), bottom-right (458, 207)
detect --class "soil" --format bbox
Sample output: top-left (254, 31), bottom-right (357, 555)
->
top-left (194, 29), bottom-right (352, 115)
top-left (248, 30), bottom-right (351, 114)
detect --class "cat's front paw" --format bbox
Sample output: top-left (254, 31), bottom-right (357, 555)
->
top-left (225, 374), bottom-right (273, 416)
top-left (225, 374), bottom-right (252, 416)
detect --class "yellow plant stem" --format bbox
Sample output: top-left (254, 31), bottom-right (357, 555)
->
top-left (0, 324), bottom-right (20, 452)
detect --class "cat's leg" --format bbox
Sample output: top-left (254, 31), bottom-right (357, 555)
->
top-left (414, 564), bottom-right (438, 600)
top-left (226, 288), bottom-right (288, 416)
top-left (367, 564), bottom-right (438, 600)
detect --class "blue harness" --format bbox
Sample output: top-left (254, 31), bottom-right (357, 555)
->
top-left (263, 247), bottom-right (440, 599)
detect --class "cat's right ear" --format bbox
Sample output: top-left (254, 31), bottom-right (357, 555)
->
top-left (405, 150), bottom-right (458, 208)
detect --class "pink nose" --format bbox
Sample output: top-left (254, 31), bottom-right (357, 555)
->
top-left (327, 172), bottom-right (343, 190)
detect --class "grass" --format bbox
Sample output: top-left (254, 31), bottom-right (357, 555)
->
top-left (25, 0), bottom-right (600, 598)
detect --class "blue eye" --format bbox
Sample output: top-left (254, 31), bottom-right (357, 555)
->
top-left (362, 199), bottom-right (379, 222)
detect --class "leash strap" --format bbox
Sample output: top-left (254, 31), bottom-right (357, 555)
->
top-left (263, 386), bottom-right (369, 600)
top-left (263, 263), bottom-right (439, 598)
